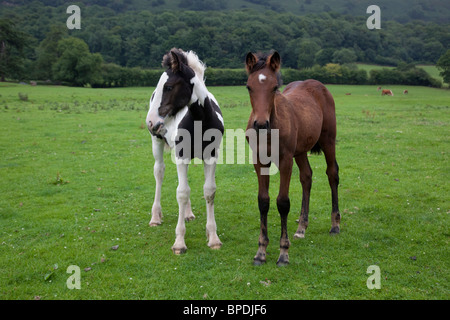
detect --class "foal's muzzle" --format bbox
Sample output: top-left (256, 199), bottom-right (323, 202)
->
top-left (253, 120), bottom-right (271, 132)
top-left (148, 120), bottom-right (167, 138)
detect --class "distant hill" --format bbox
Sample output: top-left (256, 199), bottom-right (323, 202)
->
top-left (3, 0), bottom-right (450, 23)
top-left (1, 0), bottom-right (448, 72)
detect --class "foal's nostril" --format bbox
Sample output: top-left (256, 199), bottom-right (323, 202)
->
top-left (153, 122), bottom-right (164, 134)
top-left (253, 120), bottom-right (270, 131)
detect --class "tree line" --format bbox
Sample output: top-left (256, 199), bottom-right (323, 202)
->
top-left (0, 3), bottom-right (449, 86)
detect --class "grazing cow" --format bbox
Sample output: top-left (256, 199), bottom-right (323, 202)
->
top-left (403, 90), bottom-right (408, 94)
top-left (381, 89), bottom-right (393, 96)
top-left (377, 86), bottom-right (382, 91)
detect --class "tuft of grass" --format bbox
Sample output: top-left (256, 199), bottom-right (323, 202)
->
top-left (18, 92), bottom-right (28, 101)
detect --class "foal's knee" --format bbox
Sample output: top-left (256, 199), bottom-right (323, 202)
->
top-left (276, 196), bottom-right (290, 215)
top-left (258, 196), bottom-right (270, 214)
top-left (203, 184), bottom-right (216, 204)
top-left (177, 185), bottom-right (190, 203)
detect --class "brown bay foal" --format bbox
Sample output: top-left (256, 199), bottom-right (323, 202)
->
top-left (245, 51), bottom-right (340, 266)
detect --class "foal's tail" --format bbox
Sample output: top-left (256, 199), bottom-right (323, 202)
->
top-left (310, 142), bottom-right (322, 155)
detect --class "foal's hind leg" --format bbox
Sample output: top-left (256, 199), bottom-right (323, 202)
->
top-left (294, 153), bottom-right (312, 239)
top-left (203, 162), bottom-right (222, 250)
top-left (172, 162), bottom-right (190, 254)
top-left (322, 145), bottom-right (340, 234)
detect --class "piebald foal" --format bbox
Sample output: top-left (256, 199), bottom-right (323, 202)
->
top-left (146, 48), bottom-right (223, 254)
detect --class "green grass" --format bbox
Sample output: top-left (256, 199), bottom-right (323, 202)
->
top-left (0, 82), bottom-right (449, 300)
top-left (417, 65), bottom-right (446, 85)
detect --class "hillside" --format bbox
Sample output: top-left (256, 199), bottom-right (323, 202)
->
top-left (1, 0), bottom-right (448, 81)
top-left (2, 0), bottom-right (450, 23)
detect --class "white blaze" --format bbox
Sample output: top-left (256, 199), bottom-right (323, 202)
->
top-left (146, 72), bottom-right (169, 128)
top-left (258, 73), bottom-right (267, 83)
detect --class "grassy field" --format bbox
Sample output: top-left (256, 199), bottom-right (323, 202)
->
top-left (0, 81), bottom-right (449, 300)
top-left (356, 63), bottom-right (447, 87)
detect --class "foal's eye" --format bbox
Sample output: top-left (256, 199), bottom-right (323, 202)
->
top-left (246, 85), bottom-right (252, 92)
top-left (272, 86), bottom-right (278, 93)
top-left (164, 86), bottom-right (173, 92)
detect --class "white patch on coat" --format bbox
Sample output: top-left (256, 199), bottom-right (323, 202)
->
top-left (258, 73), bottom-right (267, 83)
top-left (146, 71), bottom-right (169, 126)
top-left (215, 111), bottom-right (224, 126)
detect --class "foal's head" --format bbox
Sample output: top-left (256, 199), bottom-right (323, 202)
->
top-left (245, 51), bottom-right (282, 131)
top-left (147, 48), bottom-right (197, 138)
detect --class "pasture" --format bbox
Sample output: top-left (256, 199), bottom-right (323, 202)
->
top-left (0, 82), bottom-right (448, 300)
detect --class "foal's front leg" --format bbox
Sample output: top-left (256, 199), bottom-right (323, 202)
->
top-left (150, 136), bottom-right (165, 227)
top-left (276, 156), bottom-right (293, 266)
top-left (172, 162), bottom-right (190, 254)
top-left (254, 163), bottom-right (270, 265)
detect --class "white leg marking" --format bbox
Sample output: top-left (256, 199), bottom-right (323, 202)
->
top-left (185, 199), bottom-right (195, 221)
top-left (172, 162), bottom-right (190, 254)
top-left (204, 162), bottom-right (222, 249)
top-left (150, 136), bottom-right (165, 227)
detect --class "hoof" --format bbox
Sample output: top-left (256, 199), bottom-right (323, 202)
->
top-left (276, 259), bottom-right (289, 267)
top-left (329, 226), bottom-right (340, 235)
top-left (149, 221), bottom-right (161, 227)
top-left (208, 242), bottom-right (222, 250)
top-left (277, 252), bottom-right (289, 266)
top-left (185, 214), bottom-right (195, 222)
top-left (172, 246), bottom-right (187, 255)
top-left (293, 231), bottom-right (305, 239)
top-left (253, 258), bottom-right (266, 266)
top-left (253, 252), bottom-right (266, 266)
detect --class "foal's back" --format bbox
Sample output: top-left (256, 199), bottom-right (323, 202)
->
top-left (281, 79), bottom-right (336, 154)
top-left (284, 79), bottom-right (335, 114)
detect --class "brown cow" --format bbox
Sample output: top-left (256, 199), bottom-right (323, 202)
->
top-left (381, 89), bottom-right (393, 96)
top-left (403, 90), bottom-right (408, 94)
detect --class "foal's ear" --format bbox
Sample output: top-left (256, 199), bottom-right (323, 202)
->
top-left (268, 51), bottom-right (281, 72)
top-left (245, 52), bottom-right (258, 73)
top-left (170, 50), bottom-right (182, 73)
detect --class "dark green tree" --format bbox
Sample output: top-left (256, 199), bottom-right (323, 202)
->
top-left (35, 25), bottom-right (67, 80)
top-left (332, 48), bottom-right (357, 64)
top-left (0, 19), bottom-right (28, 81)
top-left (436, 49), bottom-right (450, 84)
top-left (52, 37), bottom-right (103, 86)
top-left (297, 39), bottom-right (320, 69)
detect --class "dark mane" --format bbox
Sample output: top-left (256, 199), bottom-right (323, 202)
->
top-left (248, 52), bottom-right (283, 87)
top-left (162, 48), bottom-right (188, 69)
